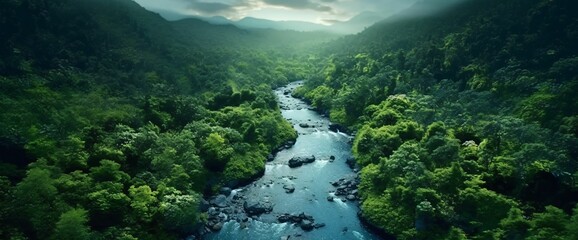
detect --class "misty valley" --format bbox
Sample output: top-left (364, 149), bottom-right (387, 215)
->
top-left (0, 0), bottom-right (577, 240)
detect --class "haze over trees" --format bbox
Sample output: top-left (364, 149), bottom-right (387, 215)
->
top-left (0, 0), bottom-right (577, 239)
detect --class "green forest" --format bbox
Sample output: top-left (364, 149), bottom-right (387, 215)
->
top-left (0, 0), bottom-right (577, 239)
top-left (295, 0), bottom-right (578, 239)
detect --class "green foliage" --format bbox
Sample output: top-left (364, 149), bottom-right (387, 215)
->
top-left (568, 205), bottom-right (578, 240)
top-left (90, 160), bottom-right (130, 183)
top-left (222, 148), bottom-right (266, 183)
top-left (361, 193), bottom-right (414, 238)
top-left (1, 0), bottom-right (576, 239)
top-left (295, 0), bottom-right (578, 239)
top-left (353, 126), bottom-right (403, 166)
top-left (303, 85), bottom-right (334, 110)
top-left (159, 191), bottom-right (201, 234)
top-left (445, 227), bottom-right (468, 240)
top-left (201, 132), bottom-right (234, 172)
top-left (51, 208), bottom-right (91, 240)
top-left (498, 207), bottom-right (530, 240)
top-left (457, 187), bottom-right (517, 233)
top-left (12, 167), bottom-right (63, 239)
top-left (527, 206), bottom-right (570, 240)
top-left (0, 0), bottom-right (305, 237)
top-left (87, 182), bottom-right (130, 224)
top-left (55, 171), bottom-right (93, 206)
top-left (128, 185), bottom-right (158, 223)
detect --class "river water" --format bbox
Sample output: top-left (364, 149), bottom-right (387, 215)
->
top-left (204, 82), bottom-right (380, 240)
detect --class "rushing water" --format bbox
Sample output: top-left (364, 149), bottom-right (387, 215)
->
top-left (204, 82), bottom-right (381, 240)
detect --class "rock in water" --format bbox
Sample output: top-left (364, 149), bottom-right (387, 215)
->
top-left (277, 214), bottom-right (292, 223)
top-left (210, 195), bottom-right (228, 208)
top-left (288, 158), bottom-right (303, 168)
top-left (240, 221), bottom-right (248, 229)
top-left (300, 220), bottom-right (314, 231)
top-left (244, 200), bottom-right (272, 215)
top-left (314, 223), bottom-right (326, 229)
top-left (283, 184), bottom-right (295, 193)
top-left (299, 212), bottom-right (314, 221)
top-left (303, 155), bottom-right (316, 163)
top-left (211, 222), bottom-right (223, 231)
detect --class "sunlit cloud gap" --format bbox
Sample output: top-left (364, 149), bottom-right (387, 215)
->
top-left (133, 0), bottom-right (419, 24)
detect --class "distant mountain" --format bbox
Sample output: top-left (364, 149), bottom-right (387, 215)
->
top-left (236, 17), bottom-right (328, 32)
top-left (171, 17), bottom-right (341, 50)
top-left (202, 16), bottom-right (234, 25)
top-left (330, 11), bottom-right (385, 34)
top-left (178, 12), bottom-right (385, 34)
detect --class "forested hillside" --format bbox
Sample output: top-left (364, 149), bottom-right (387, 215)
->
top-left (295, 0), bottom-right (578, 239)
top-left (3, 0), bottom-right (578, 239)
top-left (0, 0), bottom-right (333, 239)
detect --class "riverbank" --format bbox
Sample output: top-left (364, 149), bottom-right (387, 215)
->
top-left (199, 82), bottom-right (381, 240)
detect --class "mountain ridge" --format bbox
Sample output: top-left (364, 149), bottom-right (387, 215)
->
top-left (174, 11), bottom-right (384, 34)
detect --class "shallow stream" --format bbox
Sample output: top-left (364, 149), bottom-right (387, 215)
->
top-left (204, 82), bottom-right (380, 240)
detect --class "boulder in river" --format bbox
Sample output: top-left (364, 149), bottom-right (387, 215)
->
top-left (244, 200), bottom-right (272, 216)
top-left (327, 196), bottom-right (334, 202)
top-left (314, 223), bottom-right (326, 229)
top-left (288, 155), bottom-right (316, 168)
top-left (277, 214), bottom-right (292, 223)
top-left (303, 155), bottom-right (316, 163)
top-left (208, 207), bottom-right (219, 216)
top-left (210, 195), bottom-right (228, 208)
top-left (291, 214), bottom-right (302, 223)
top-left (212, 222), bottom-right (223, 231)
top-left (288, 158), bottom-right (303, 168)
top-left (299, 123), bottom-right (310, 128)
top-left (299, 212), bottom-right (314, 221)
top-left (283, 184), bottom-right (295, 193)
top-left (241, 221), bottom-right (249, 229)
top-left (300, 220), bottom-right (314, 231)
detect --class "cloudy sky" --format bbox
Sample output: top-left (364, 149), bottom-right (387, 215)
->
top-left (133, 0), bottom-right (417, 24)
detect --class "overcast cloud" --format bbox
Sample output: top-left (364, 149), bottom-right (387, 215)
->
top-left (134, 0), bottom-right (421, 23)
top-left (262, 0), bottom-right (333, 12)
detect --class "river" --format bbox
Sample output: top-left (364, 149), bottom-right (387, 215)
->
top-left (204, 82), bottom-right (381, 240)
